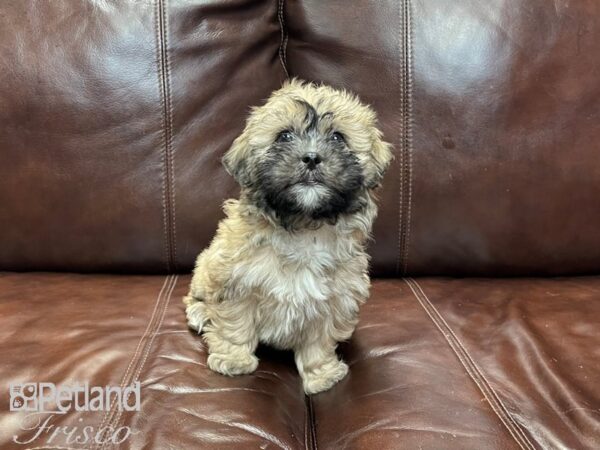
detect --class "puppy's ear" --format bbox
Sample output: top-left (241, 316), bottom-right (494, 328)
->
top-left (222, 132), bottom-right (252, 187)
top-left (367, 133), bottom-right (394, 189)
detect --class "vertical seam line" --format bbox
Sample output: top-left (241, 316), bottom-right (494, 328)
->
top-left (404, 278), bottom-right (536, 450)
top-left (155, 0), bottom-right (177, 272)
top-left (402, 0), bottom-right (414, 275)
top-left (154, 0), bottom-right (170, 272)
top-left (278, 0), bottom-right (290, 78)
top-left (396, 0), bottom-right (414, 276)
top-left (395, 0), bottom-right (404, 276)
top-left (163, 0), bottom-right (178, 272)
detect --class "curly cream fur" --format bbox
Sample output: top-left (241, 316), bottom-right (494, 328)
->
top-left (184, 79), bottom-right (392, 394)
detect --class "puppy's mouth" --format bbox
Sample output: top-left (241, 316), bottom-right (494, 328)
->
top-left (297, 170), bottom-right (324, 186)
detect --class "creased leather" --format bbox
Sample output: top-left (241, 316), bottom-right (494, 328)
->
top-left (405, 277), bottom-right (600, 449)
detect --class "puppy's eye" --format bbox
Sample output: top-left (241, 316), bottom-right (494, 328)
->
top-left (331, 131), bottom-right (345, 143)
top-left (276, 130), bottom-right (294, 143)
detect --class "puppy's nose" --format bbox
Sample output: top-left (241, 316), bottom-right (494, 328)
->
top-left (301, 153), bottom-right (322, 170)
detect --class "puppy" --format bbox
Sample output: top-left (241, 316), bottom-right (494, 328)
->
top-left (184, 79), bottom-right (392, 394)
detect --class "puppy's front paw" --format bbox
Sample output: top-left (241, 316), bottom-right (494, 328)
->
top-left (302, 359), bottom-right (349, 395)
top-left (185, 299), bottom-right (206, 333)
top-left (207, 352), bottom-right (259, 376)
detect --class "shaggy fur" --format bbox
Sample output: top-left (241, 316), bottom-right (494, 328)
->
top-left (184, 79), bottom-right (392, 394)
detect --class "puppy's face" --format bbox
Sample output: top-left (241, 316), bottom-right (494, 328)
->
top-left (224, 80), bottom-right (392, 227)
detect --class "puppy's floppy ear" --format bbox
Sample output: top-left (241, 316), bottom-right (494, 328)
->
top-left (222, 131), bottom-right (252, 187)
top-left (367, 132), bottom-right (394, 189)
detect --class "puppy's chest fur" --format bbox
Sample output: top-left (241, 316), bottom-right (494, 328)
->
top-left (231, 225), bottom-right (360, 347)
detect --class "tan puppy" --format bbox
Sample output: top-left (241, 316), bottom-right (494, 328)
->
top-left (184, 79), bottom-right (392, 394)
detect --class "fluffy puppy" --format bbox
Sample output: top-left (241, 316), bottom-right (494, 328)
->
top-left (184, 79), bottom-right (392, 394)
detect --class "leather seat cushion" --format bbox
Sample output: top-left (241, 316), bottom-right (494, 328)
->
top-left (0, 274), bottom-right (598, 449)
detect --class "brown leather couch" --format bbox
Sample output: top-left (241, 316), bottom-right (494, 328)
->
top-left (1, 1), bottom-right (599, 449)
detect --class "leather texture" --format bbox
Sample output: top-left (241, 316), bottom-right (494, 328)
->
top-left (2, 0), bottom-right (600, 276)
top-left (1, 1), bottom-right (600, 449)
top-left (0, 0), bottom-right (285, 273)
top-left (286, 0), bottom-right (600, 276)
top-left (1, 274), bottom-right (598, 449)
top-left (402, 277), bottom-right (600, 450)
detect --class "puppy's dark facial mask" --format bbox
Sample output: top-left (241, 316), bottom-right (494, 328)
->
top-left (251, 101), bottom-right (365, 226)
top-left (223, 81), bottom-right (393, 229)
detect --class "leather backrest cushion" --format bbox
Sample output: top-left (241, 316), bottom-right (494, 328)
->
top-left (286, 0), bottom-right (600, 276)
top-left (2, 1), bottom-right (599, 276)
top-left (0, 0), bottom-right (285, 273)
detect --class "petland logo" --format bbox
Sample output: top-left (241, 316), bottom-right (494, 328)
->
top-left (9, 382), bottom-right (140, 446)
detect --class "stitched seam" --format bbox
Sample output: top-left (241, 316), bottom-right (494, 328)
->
top-left (277, 0), bottom-right (289, 78)
top-left (405, 278), bottom-right (532, 449)
top-left (404, 278), bottom-right (536, 450)
top-left (395, 0), bottom-right (404, 276)
top-left (97, 275), bottom-right (174, 450)
top-left (92, 275), bottom-right (171, 450)
top-left (99, 275), bottom-right (176, 449)
top-left (396, 0), bottom-right (413, 276)
top-left (93, 276), bottom-right (170, 449)
top-left (405, 278), bottom-right (535, 449)
top-left (102, 275), bottom-right (178, 449)
top-left (402, 0), bottom-right (414, 275)
top-left (154, 0), bottom-right (170, 272)
top-left (155, 0), bottom-right (177, 272)
top-left (163, 0), bottom-right (177, 272)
